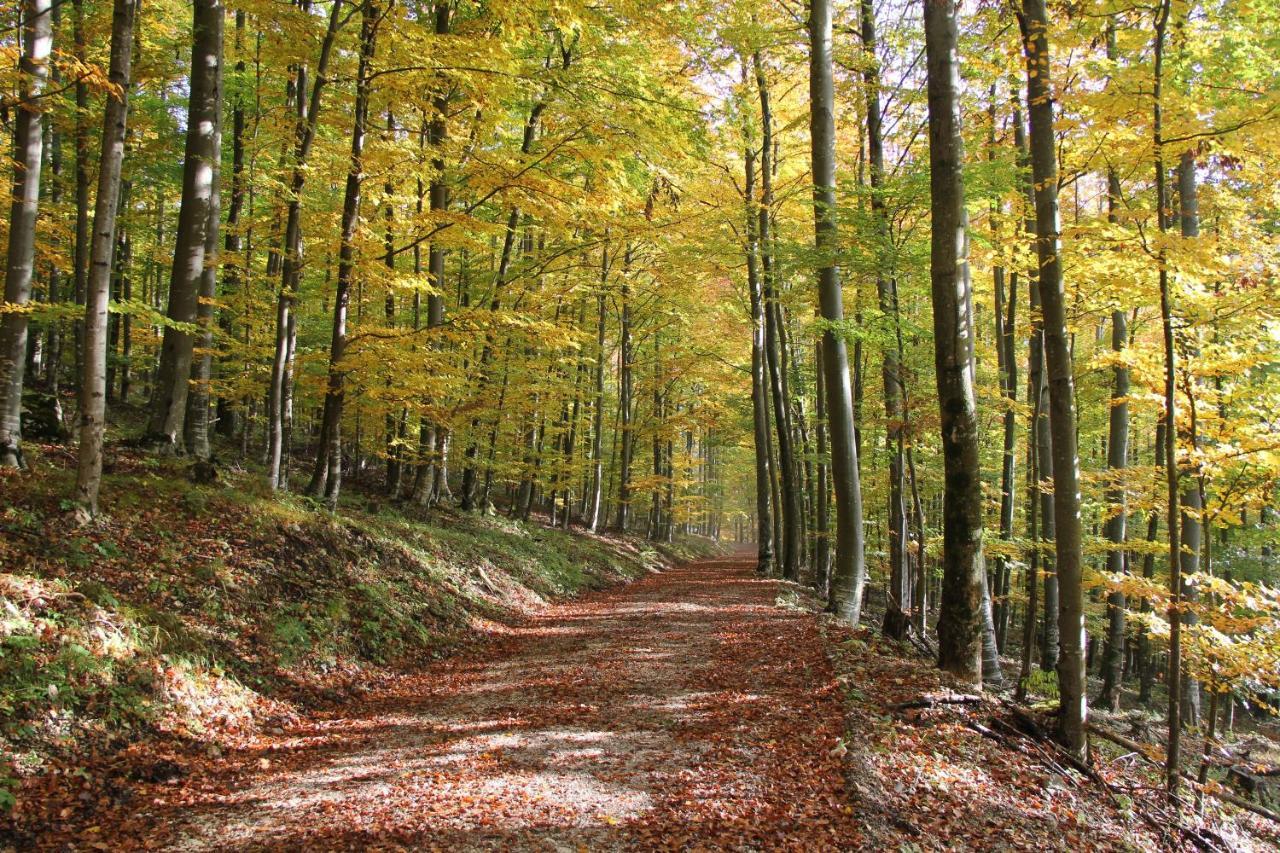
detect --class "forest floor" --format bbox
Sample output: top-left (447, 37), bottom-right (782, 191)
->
top-left (14, 552), bottom-right (1277, 851)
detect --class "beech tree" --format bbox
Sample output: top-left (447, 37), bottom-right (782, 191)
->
top-left (0, 0), bottom-right (53, 469)
top-left (72, 0), bottom-right (139, 515)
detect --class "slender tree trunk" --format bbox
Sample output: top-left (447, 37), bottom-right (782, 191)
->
top-left (743, 124), bottom-right (775, 575)
top-left (809, 0), bottom-right (866, 623)
top-left (42, 6), bottom-right (64, 397)
top-left (859, 0), bottom-right (908, 639)
top-left (267, 0), bottom-right (345, 489)
top-left (588, 272), bottom-right (608, 531)
top-left (1097, 99), bottom-right (1130, 710)
top-left (754, 54), bottom-right (801, 579)
top-left (307, 0), bottom-right (378, 509)
top-left (413, 1), bottom-right (452, 504)
top-left (146, 0), bottom-right (225, 450)
top-left (615, 255), bottom-right (634, 532)
top-left (1150, 0), bottom-right (1184, 796)
top-left (73, 0), bottom-right (138, 515)
top-left (990, 91), bottom-right (1019, 654)
top-left (1018, 0), bottom-right (1088, 758)
top-left (813, 339), bottom-right (830, 591)
top-left (0, 0), bottom-right (53, 468)
top-left (1176, 149), bottom-right (1203, 730)
top-left (216, 11), bottom-right (248, 439)
top-left (72, 0), bottom-right (90, 385)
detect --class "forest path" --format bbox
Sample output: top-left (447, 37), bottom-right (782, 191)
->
top-left (129, 555), bottom-right (864, 850)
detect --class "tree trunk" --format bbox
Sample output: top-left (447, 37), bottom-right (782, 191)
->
top-left (615, 254), bottom-right (634, 532)
top-left (72, 0), bottom-right (90, 386)
top-left (216, 11), bottom-right (248, 439)
top-left (0, 0), bottom-right (53, 468)
top-left (73, 0), bottom-right (138, 515)
top-left (925, 0), bottom-right (984, 686)
top-left (587, 273), bottom-right (608, 531)
top-left (184, 3), bottom-right (227, 460)
top-left (1176, 149), bottom-right (1203, 731)
top-left (267, 0), bottom-right (345, 489)
top-left (859, 0), bottom-right (908, 639)
top-left (1096, 100), bottom-right (1130, 710)
top-left (743, 121), bottom-right (775, 575)
top-left (1019, 0), bottom-right (1088, 759)
top-left (307, 0), bottom-right (378, 509)
top-left (754, 54), bottom-right (802, 580)
top-left (809, 0), bottom-right (866, 623)
top-left (990, 90), bottom-right (1019, 654)
top-left (147, 0), bottom-right (225, 450)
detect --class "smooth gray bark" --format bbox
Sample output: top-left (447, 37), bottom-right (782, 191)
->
top-left (73, 0), bottom-right (138, 515)
top-left (744, 137), bottom-right (775, 576)
top-left (1019, 0), bottom-right (1088, 759)
top-left (0, 0), bottom-right (53, 468)
top-left (755, 54), bottom-right (802, 580)
top-left (924, 0), bottom-right (985, 686)
top-left (184, 2), bottom-right (227, 460)
top-left (307, 0), bottom-right (379, 509)
top-left (860, 0), bottom-right (908, 639)
top-left (809, 0), bottom-right (867, 623)
top-left (1097, 130), bottom-right (1130, 711)
top-left (147, 0), bottom-right (226, 450)
top-left (267, 0), bottom-right (346, 489)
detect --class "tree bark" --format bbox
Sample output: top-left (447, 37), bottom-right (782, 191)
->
top-left (1096, 72), bottom-right (1130, 709)
top-left (754, 54), bottom-right (802, 580)
top-left (990, 90), bottom-right (1019, 654)
top-left (1176, 149), bottom-right (1203, 731)
top-left (147, 0), bottom-right (226, 450)
top-left (267, 0), bottom-right (346, 489)
top-left (1019, 0), bottom-right (1088, 759)
top-left (808, 0), bottom-right (870, 622)
top-left (744, 104), bottom-right (775, 575)
top-left (587, 252), bottom-right (609, 531)
top-left (307, 0), bottom-right (379, 509)
top-left (809, 0), bottom-right (867, 623)
top-left (73, 0), bottom-right (138, 515)
top-left (925, 0), bottom-right (984, 686)
top-left (0, 0), bottom-right (53, 468)
top-left (859, 0), bottom-right (908, 639)
top-left (184, 3), bottom-right (227, 460)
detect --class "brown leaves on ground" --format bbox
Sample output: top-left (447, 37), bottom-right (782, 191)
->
top-left (18, 557), bottom-right (863, 850)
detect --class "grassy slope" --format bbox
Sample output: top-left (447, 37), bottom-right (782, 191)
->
top-left (0, 446), bottom-right (717, 811)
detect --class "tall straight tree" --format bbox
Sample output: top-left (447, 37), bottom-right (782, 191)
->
top-left (755, 53), bottom-right (801, 580)
top-left (267, 0), bottom-right (346, 489)
top-left (307, 0), bottom-right (380, 508)
top-left (1096, 24), bottom-right (1130, 710)
top-left (73, 0), bottom-right (139, 516)
top-left (924, 0), bottom-right (984, 685)
top-left (1018, 0), bottom-right (1088, 759)
top-left (744, 130), bottom-right (775, 576)
top-left (0, 0), bottom-right (53, 469)
top-left (1151, 0), bottom-right (1184, 792)
top-left (859, 0), bottom-right (909, 639)
top-left (184, 3), bottom-right (227, 460)
top-left (809, 0), bottom-right (866, 623)
top-left (145, 0), bottom-right (226, 450)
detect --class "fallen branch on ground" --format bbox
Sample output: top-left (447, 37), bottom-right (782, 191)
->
top-left (1086, 721), bottom-right (1280, 826)
top-left (888, 692), bottom-right (983, 711)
